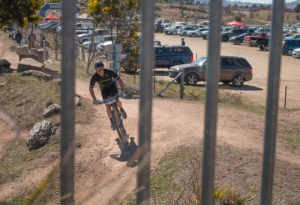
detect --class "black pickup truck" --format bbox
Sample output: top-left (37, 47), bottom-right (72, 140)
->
top-left (154, 45), bottom-right (193, 68)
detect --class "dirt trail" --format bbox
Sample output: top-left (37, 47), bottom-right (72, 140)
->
top-left (0, 32), bottom-right (299, 204)
top-left (74, 79), bottom-right (300, 204)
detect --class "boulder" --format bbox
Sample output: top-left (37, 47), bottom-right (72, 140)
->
top-left (17, 63), bottom-right (42, 73)
top-left (16, 47), bottom-right (48, 64)
top-left (26, 120), bottom-right (57, 151)
top-left (21, 70), bottom-right (53, 81)
top-left (75, 94), bottom-right (81, 106)
top-left (0, 82), bottom-right (6, 87)
top-left (43, 103), bottom-right (61, 117)
top-left (0, 59), bottom-right (12, 74)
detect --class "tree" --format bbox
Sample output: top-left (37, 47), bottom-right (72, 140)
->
top-left (295, 3), bottom-right (300, 13)
top-left (0, 0), bottom-right (42, 27)
top-left (234, 15), bottom-right (242, 22)
top-left (88, 0), bottom-right (140, 73)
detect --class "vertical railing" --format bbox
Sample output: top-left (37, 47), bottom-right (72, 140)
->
top-left (60, 0), bottom-right (76, 204)
top-left (136, 0), bottom-right (155, 204)
top-left (260, 0), bottom-right (285, 204)
top-left (55, 0), bottom-right (285, 203)
top-left (200, 0), bottom-right (223, 204)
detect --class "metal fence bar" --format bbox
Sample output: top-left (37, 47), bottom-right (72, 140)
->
top-left (200, 0), bottom-right (223, 204)
top-left (60, 0), bottom-right (76, 204)
top-left (136, 0), bottom-right (155, 204)
top-left (260, 0), bottom-right (285, 204)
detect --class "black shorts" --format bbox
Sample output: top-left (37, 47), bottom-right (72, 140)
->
top-left (101, 86), bottom-right (118, 100)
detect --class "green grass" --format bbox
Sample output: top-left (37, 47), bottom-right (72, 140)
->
top-left (278, 123), bottom-right (300, 150)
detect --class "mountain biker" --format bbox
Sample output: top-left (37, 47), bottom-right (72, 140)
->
top-left (89, 61), bottom-right (127, 130)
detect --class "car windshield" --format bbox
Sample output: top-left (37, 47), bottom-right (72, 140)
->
top-left (192, 57), bottom-right (207, 65)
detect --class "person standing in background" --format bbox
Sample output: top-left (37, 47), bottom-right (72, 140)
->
top-left (181, 38), bottom-right (185, 46)
top-left (15, 30), bottom-right (22, 46)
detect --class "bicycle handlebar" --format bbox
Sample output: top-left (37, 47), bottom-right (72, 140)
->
top-left (94, 93), bottom-right (120, 105)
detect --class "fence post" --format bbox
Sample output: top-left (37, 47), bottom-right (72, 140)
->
top-left (180, 70), bottom-right (184, 99)
top-left (60, 0), bottom-right (76, 204)
top-left (284, 86), bottom-right (287, 109)
top-left (260, 0), bottom-right (285, 204)
top-left (200, 0), bottom-right (223, 204)
top-left (43, 39), bottom-right (46, 66)
top-left (137, 0), bottom-right (155, 204)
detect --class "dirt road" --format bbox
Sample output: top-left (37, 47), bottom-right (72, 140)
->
top-left (0, 31), bottom-right (299, 204)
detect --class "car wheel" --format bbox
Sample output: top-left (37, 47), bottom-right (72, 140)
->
top-left (185, 72), bottom-right (198, 86)
top-left (222, 80), bottom-right (230, 85)
top-left (172, 61), bottom-right (182, 67)
top-left (287, 49), bottom-right (293, 56)
top-left (259, 45), bottom-right (264, 51)
top-left (232, 73), bottom-right (244, 87)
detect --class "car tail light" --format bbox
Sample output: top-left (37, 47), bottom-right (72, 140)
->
top-left (283, 43), bottom-right (287, 46)
top-left (248, 67), bottom-right (253, 71)
top-left (191, 55), bottom-right (193, 62)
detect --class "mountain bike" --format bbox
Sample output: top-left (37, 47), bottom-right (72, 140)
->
top-left (95, 94), bottom-right (129, 144)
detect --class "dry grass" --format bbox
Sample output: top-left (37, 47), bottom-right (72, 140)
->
top-left (0, 73), bottom-right (61, 129)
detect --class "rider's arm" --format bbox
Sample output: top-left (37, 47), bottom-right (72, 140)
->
top-left (117, 78), bottom-right (125, 91)
top-left (89, 87), bottom-right (97, 100)
top-left (89, 74), bottom-right (98, 100)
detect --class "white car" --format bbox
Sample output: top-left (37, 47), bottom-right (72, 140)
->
top-left (292, 48), bottom-right (300, 58)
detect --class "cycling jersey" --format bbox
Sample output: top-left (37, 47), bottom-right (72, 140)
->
top-left (89, 69), bottom-right (120, 99)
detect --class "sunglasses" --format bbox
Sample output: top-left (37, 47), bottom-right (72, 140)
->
top-left (95, 67), bottom-right (104, 71)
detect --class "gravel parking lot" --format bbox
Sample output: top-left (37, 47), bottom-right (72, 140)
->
top-left (155, 33), bottom-right (300, 110)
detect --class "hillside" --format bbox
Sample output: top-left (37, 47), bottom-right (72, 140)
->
top-left (156, 2), bottom-right (300, 25)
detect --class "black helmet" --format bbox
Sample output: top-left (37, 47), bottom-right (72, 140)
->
top-left (94, 61), bottom-right (104, 68)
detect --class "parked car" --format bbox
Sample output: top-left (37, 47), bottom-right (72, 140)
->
top-left (96, 40), bottom-right (113, 52)
top-left (186, 28), bottom-right (208, 37)
top-left (169, 56), bottom-right (253, 87)
top-left (180, 26), bottom-right (198, 36)
top-left (282, 39), bottom-right (300, 55)
top-left (154, 45), bottom-right (193, 68)
top-left (221, 28), bottom-right (255, 42)
top-left (284, 33), bottom-right (300, 39)
top-left (164, 25), bottom-right (183, 35)
top-left (292, 48), bottom-right (300, 58)
top-left (82, 35), bottom-right (111, 49)
top-left (229, 33), bottom-right (248, 45)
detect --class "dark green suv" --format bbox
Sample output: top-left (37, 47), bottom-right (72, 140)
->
top-left (169, 56), bottom-right (253, 87)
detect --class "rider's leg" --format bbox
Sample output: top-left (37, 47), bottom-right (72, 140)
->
top-left (106, 104), bottom-right (113, 118)
top-left (106, 105), bottom-right (115, 130)
top-left (116, 98), bottom-right (127, 119)
top-left (115, 98), bottom-right (123, 109)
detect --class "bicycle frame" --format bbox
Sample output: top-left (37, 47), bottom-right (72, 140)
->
top-left (97, 95), bottom-right (129, 144)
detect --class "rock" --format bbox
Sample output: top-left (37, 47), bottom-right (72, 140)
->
top-left (17, 63), bottom-right (42, 73)
top-left (0, 82), bottom-right (6, 87)
top-left (0, 59), bottom-right (12, 74)
top-left (21, 70), bottom-right (53, 81)
top-left (75, 94), bottom-right (81, 106)
top-left (16, 47), bottom-right (48, 64)
top-left (26, 120), bottom-right (57, 151)
top-left (43, 103), bottom-right (61, 118)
